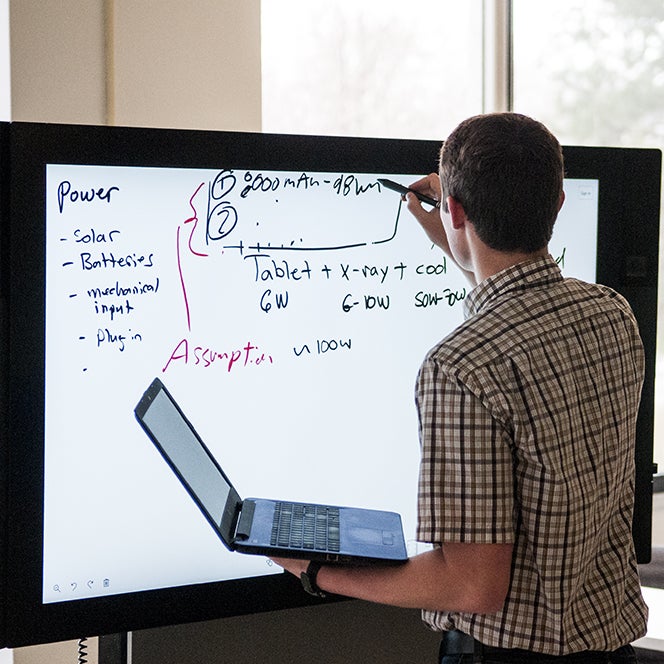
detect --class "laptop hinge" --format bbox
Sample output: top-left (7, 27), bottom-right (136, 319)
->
top-left (234, 499), bottom-right (255, 541)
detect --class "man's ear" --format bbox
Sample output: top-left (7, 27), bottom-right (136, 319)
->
top-left (447, 196), bottom-right (468, 230)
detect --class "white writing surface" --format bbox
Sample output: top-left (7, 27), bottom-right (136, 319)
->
top-left (42, 164), bottom-right (598, 602)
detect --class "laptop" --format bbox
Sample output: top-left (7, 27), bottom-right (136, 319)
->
top-left (134, 377), bottom-right (408, 565)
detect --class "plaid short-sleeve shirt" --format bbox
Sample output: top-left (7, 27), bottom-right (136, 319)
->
top-left (416, 256), bottom-right (648, 655)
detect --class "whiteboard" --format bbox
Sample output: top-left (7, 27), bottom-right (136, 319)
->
top-left (42, 163), bottom-right (598, 602)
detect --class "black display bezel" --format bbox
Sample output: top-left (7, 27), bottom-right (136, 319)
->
top-left (1, 122), bottom-right (660, 647)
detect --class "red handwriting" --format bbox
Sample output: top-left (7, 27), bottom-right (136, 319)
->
top-left (162, 338), bottom-right (274, 373)
top-left (176, 182), bottom-right (216, 332)
top-left (176, 225), bottom-right (192, 331)
top-left (185, 182), bottom-right (208, 257)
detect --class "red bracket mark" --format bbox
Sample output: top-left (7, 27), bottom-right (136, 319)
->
top-left (185, 182), bottom-right (208, 257)
top-left (177, 182), bottom-right (208, 332)
top-left (176, 224), bottom-right (192, 331)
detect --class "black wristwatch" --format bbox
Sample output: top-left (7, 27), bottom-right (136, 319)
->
top-left (300, 561), bottom-right (326, 598)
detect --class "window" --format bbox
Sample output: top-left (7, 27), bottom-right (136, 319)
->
top-left (512, 0), bottom-right (664, 474)
top-left (261, 0), bottom-right (483, 140)
top-left (512, 0), bottom-right (664, 148)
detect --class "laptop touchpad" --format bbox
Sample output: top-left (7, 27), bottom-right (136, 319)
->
top-left (348, 527), bottom-right (393, 546)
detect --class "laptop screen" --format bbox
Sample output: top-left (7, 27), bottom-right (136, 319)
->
top-left (140, 387), bottom-right (231, 525)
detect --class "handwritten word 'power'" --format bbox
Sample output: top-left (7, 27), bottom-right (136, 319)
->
top-left (57, 180), bottom-right (119, 214)
top-left (162, 338), bottom-right (274, 373)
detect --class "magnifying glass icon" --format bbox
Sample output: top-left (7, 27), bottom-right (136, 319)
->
top-left (53, 584), bottom-right (61, 592)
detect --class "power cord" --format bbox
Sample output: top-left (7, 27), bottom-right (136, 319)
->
top-left (77, 637), bottom-right (89, 664)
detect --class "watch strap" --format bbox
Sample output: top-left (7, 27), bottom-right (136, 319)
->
top-left (300, 561), bottom-right (326, 598)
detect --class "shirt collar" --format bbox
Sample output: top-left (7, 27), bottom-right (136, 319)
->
top-left (463, 254), bottom-right (564, 319)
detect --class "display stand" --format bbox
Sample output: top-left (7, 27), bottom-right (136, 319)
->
top-left (98, 633), bottom-right (129, 664)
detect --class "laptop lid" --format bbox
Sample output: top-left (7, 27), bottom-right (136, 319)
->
top-left (134, 377), bottom-right (241, 551)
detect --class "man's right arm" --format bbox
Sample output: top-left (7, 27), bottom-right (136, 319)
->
top-left (406, 174), bottom-right (477, 286)
top-left (274, 542), bottom-right (513, 614)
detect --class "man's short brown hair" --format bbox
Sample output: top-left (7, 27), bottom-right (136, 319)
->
top-left (439, 113), bottom-right (564, 253)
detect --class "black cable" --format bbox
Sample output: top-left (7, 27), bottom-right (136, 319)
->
top-left (77, 637), bottom-right (89, 664)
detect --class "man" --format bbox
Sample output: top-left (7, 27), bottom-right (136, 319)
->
top-left (274, 113), bottom-right (647, 662)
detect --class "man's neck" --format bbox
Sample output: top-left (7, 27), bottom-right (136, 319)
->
top-left (470, 246), bottom-right (549, 285)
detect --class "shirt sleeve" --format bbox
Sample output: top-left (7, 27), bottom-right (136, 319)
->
top-left (415, 357), bottom-right (516, 545)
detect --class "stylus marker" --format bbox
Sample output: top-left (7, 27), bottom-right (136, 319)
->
top-left (377, 178), bottom-right (440, 208)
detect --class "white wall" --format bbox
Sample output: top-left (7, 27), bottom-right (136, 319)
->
top-left (9, 0), bottom-right (261, 131)
top-left (9, 0), bottom-right (106, 124)
top-left (111, 0), bottom-right (261, 130)
top-left (13, 640), bottom-right (96, 664)
top-left (0, 0), bottom-right (9, 121)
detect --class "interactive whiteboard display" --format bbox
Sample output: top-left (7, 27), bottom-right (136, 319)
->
top-left (42, 163), bottom-right (598, 603)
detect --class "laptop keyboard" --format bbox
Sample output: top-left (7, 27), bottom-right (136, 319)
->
top-left (270, 502), bottom-right (341, 552)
